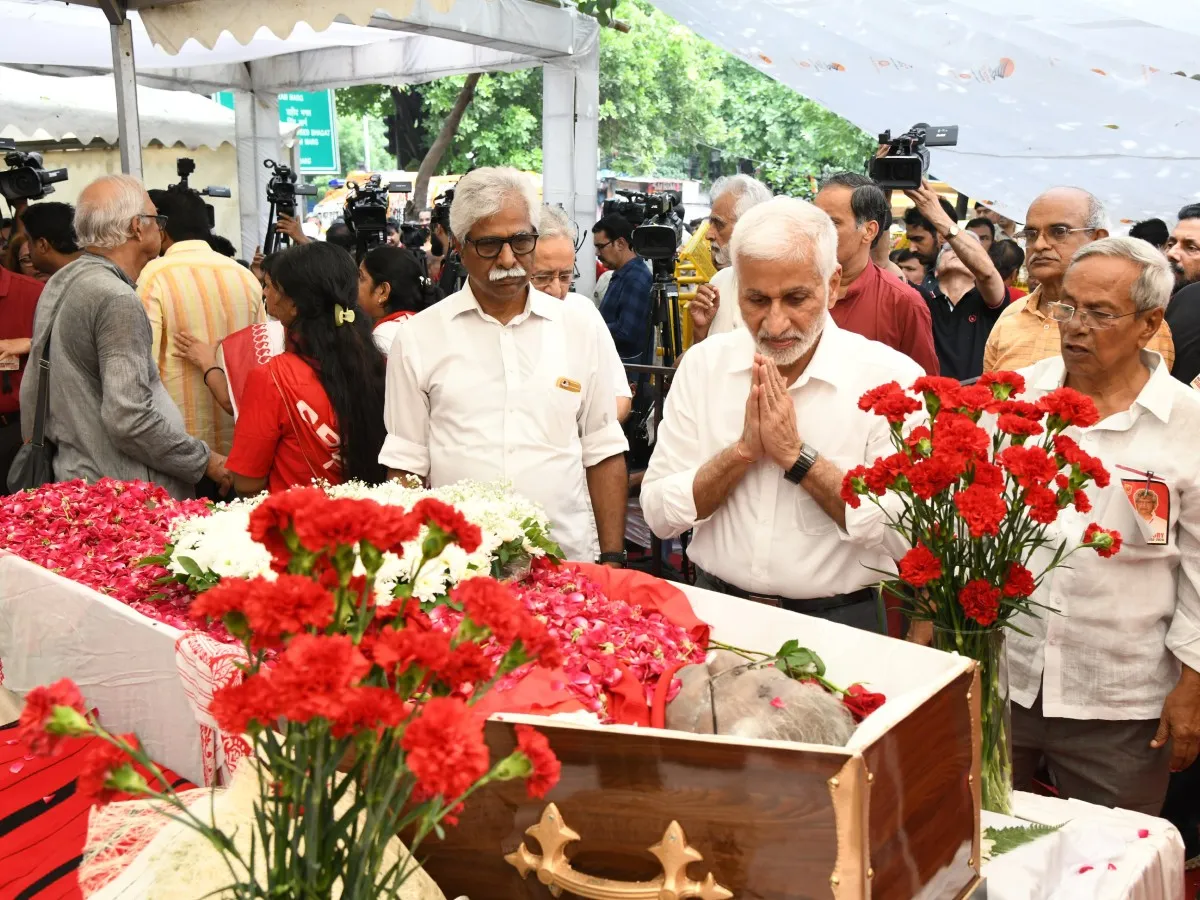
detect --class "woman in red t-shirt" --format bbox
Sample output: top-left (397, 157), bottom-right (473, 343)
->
top-left (358, 245), bottom-right (441, 355)
top-left (226, 243), bottom-right (388, 494)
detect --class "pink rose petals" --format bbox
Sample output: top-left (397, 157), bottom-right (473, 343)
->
top-left (1078, 865), bottom-right (1093, 874)
top-left (10, 762), bottom-right (23, 774)
top-left (770, 697), bottom-right (786, 709)
top-left (1137, 829), bottom-right (1149, 839)
top-left (429, 564), bottom-right (706, 721)
top-left (1, 479), bottom-right (228, 641)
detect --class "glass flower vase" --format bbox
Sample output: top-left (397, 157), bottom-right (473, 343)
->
top-left (932, 625), bottom-right (1013, 815)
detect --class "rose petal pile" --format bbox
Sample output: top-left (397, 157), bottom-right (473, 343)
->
top-left (0, 479), bottom-right (227, 635)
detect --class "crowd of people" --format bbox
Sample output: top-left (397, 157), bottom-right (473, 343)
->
top-left (1, 162), bottom-right (1198, 863)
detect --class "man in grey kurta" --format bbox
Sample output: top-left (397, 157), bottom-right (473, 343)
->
top-left (17, 175), bottom-right (225, 499)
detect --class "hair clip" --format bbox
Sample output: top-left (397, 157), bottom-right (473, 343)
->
top-left (333, 304), bottom-right (356, 326)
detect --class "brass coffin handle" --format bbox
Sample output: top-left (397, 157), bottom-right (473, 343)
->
top-left (505, 803), bottom-right (732, 900)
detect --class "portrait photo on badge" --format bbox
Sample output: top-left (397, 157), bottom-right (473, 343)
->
top-left (1122, 477), bottom-right (1170, 545)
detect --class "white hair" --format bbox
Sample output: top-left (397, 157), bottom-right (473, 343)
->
top-left (1070, 236), bottom-right (1174, 313)
top-left (74, 174), bottom-right (145, 250)
top-left (936, 228), bottom-right (982, 270)
top-left (448, 167), bottom-right (540, 240)
top-left (710, 174), bottom-right (772, 220)
top-left (730, 196), bottom-right (838, 283)
top-left (537, 204), bottom-right (576, 243)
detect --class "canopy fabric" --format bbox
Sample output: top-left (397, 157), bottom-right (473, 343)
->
top-left (649, 0), bottom-right (1200, 226)
top-left (0, 65), bottom-right (295, 147)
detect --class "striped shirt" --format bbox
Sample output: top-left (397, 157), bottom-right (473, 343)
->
top-left (138, 241), bottom-right (264, 455)
top-left (983, 285), bottom-right (1175, 375)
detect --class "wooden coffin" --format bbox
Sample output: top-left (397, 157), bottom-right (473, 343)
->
top-left (422, 583), bottom-right (982, 900)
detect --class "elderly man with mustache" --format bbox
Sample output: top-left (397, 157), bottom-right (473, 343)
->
top-left (641, 197), bottom-right (922, 632)
top-left (380, 167), bottom-right (630, 565)
top-left (984, 187), bottom-right (1175, 374)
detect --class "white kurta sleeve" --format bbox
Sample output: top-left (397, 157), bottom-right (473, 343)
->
top-left (1168, 480), bottom-right (1200, 672)
top-left (641, 350), bottom-right (708, 539)
top-left (378, 322), bottom-right (432, 476)
top-left (575, 307), bottom-right (629, 467)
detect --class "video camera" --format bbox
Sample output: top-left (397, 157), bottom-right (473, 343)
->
top-left (263, 159), bottom-right (317, 254)
top-left (430, 187), bottom-right (454, 235)
top-left (344, 176), bottom-right (409, 259)
top-left (168, 157), bottom-right (230, 229)
top-left (0, 138), bottom-right (68, 205)
top-left (429, 188), bottom-right (465, 293)
top-left (868, 123), bottom-right (959, 191)
top-left (602, 189), bottom-right (683, 262)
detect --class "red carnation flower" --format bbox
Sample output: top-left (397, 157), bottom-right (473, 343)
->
top-left (842, 684), bottom-right (886, 722)
top-left (841, 466), bottom-right (869, 508)
top-left (332, 687), bottom-right (410, 739)
top-left (412, 498), bottom-right (483, 554)
top-left (907, 451), bottom-right (964, 500)
top-left (958, 579), bottom-right (1001, 627)
top-left (518, 618), bottom-right (564, 670)
top-left (364, 505), bottom-right (423, 553)
top-left (440, 642), bottom-right (497, 689)
top-left (1073, 490), bottom-right (1092, 514)
top-left (1002, 563), bottom-right (1037, 599)
top-left (269, 634), bottom-right (372, 724)
top-left (292, 498), bottom-right (392, 554)
top-left (863, 453), bottom-right (911, 495)
top-left (1024, 485), bottom-right (1061, 524)
top-left (514, 724), bottom-right (561, 798)
top-left (952, 383), bottom-right (999, 416)
top-left (997, 412), bottom-right (1045, 439)
top-left (1038, 387), bottom-right (1100, 430)
top-left (858, 381), bottom-right (920, 423)
top-left (978, 370), bottom-right (1026, 400)
top-left (934, 412), bottom-right (990, 459)
top-left (955, 484), bottom-right (1008, 538)
top-left (19, 678), bottom-right (88, 757)
top-left (904, 425), bottom-right (934, 458)
top-left (191, 577), bottom-right (258, 624)
top-left (210, 676), bottom-right (274, 736)
top-left (999, 445), bottom-right (1059, 489)
top-left (402, 697), bottom-right (489, 800)
top-left (248, 487), bottom-right (326, 570)
top-left (971, 460), bottom-right (1005, 492)
top-left (898, 543), bottom-right (942, 588)
top-left (454, 577), bottom-right (526, 643)
top-left (77, 735), bottom-right (140, 807)
top-left (1053, 434), bottom-right (1082, 466)
top-left (1083, 523), bottom-right (1123, 558)
top-left (371, 625), bottom-right (452, 676)
top-left (911, 375), bottom-right (963, 403)
top-left (241, 575), bottom-right (336, 648)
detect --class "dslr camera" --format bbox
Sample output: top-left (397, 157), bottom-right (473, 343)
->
top-left (602, 189), bottom-right (682, 262)
top-left (168, 157), bottom-right (230, 229)
top-left (869, 123), bottom-right (959, 190)
top-left (344, 176), bottom-right (409, 259)
top-left (0, 139), bottom-right (68, 205)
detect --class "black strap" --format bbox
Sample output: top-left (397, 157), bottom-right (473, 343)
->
top-left (30, 277), bottom-right (75, 451)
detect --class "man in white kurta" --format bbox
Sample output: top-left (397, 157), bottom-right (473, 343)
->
top-left (642, 196), bottom-right (922, 632)
top-left (379, 168), bottom-right (629, 564)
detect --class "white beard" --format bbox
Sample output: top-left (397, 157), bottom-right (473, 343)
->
top-left (754, 316), bottom-right (824, 367)
top-left (710, 243), bottom-right (731, 269)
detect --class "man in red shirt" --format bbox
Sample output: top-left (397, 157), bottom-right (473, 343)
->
top-left (0, 265), bottom-right (43, 486)
top-left (814, 173), bottom-right (940, 375)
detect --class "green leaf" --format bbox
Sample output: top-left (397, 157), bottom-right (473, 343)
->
top-left (176, 556), bottom-right (205, 579)
top-left (983, 823), bottom-right (1063, 857)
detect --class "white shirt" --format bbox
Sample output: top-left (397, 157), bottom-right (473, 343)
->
top-left (567, 292), bottom-right (632, 400)
top-left (379, 284), bottom-right (629, 561)
top-left (641, 318), bottom-right (923, 598)
top-left (707, 266), bottom-right (744, 337)
top-left (372, 319), bottom-right (404, 355)
top-left (1010, 352), bottom-right (1200, 721)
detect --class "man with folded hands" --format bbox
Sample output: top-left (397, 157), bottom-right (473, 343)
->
top-left (641, 196), bottom-right (922, 632)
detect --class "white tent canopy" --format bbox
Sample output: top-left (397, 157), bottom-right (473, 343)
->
top-left (651, 0), bottom-right (1200, 226)
top-left (0, 0), bottom-right (600, 280)
top-left (0, 65), bottom-right (295, 147)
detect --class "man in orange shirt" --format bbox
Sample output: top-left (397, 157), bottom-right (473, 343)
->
top-left (984, 187), bottom-right (1174, 374)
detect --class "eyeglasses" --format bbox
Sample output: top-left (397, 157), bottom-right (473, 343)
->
top-left (593, 238), bottom-right (616, 253)
top-left (530, 267), bottom-right (579, 289)
top-left (463, 232), bottom-right (538, 259)
top-left (139, 214), bottom-right (169, 230)
top-left (1048, 302), bottom-right (1140, 330)
top-left (1016, 225), bottom-right (1095, 245)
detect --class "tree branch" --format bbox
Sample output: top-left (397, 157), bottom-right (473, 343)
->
top-left (410, 73), bottom-right (481, 217)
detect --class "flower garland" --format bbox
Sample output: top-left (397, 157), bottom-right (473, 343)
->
top-left (164, 479), bottom-right (560, 606)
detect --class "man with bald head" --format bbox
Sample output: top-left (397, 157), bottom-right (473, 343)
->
top-left (984, 187), bottom-right (1175, 373)
top-left (15, 174), bottom-right (227, 497)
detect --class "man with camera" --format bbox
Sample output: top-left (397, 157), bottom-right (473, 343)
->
top-left (380, 167), bottom-right (629, 565)
top-left (814, 172), bottom-right (939, 375)
top-left (688, 175), bottom-right (772, 345)
top-left (593, 214), bottom-right (654, 364)
top-left (22, 202), bottom-right (80, 278)
top-left (138, 190), bottom-right (263, 471)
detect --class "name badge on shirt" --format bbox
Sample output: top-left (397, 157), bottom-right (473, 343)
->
top-left (556, 376), bottom-right (581, 394)
top-left (0, 356), bottom-right (18, 372)
top-left (1119, 472), bottom-right (1170, 546)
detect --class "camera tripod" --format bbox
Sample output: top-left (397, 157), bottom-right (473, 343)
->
top-left (647, 259), bottom-right (683, 368)
top-left (263, 195), bottom-right (298, 256)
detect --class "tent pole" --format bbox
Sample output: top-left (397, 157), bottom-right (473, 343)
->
top-left (234, 89), bottom-right (281, 260)
top-left (107, 13), bottom-right (143, 180)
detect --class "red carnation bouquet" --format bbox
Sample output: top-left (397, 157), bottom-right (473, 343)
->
top-left (842, 372), bottom-right (1121, 814)
top-left (19, 487), bottom-right (562, 897)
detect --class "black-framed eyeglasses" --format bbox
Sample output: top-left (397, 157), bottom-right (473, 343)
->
top-left (463, 232), bottom-right (539, 259)
top-left (1048, 302), bottom-right (1140, 330)
top-left (530, 265), bottom-right (580, 289)
top-left (139, 213), bottom-right (169, 230)
top-left (1016, 225), bottom-right (1095, 245)
top-left (593, 238), bottom-right (616, 253)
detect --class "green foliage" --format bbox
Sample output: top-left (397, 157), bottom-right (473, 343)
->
top-left (421, 69), bottom-right (543, 173)
top-left (774, 640), bottom-right (827, 680)
top-left (335, 113), bottom-right (396, 173)
top-left (983, 823), bottom-right (1063, 857)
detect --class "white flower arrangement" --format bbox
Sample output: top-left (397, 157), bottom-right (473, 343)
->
top-left (163, 479), bottom-right (560, 604)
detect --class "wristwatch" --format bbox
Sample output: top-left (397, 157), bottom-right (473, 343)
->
top-left (944, 224), bottom-right (961, 240)
top-left (597, 550), bottom-right (628, 567)
top-left (784, 443), bottom-right (820, 485)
